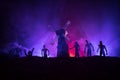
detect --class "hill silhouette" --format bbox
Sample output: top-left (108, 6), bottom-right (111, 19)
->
top-left (0, 55), bottom-right (120, 79)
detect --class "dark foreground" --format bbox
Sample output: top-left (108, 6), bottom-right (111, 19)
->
top-left (0, 55), bottom-right (120, 79)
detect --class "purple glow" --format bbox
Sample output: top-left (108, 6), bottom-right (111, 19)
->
top-left (1, 0), bottom-right (119, 57)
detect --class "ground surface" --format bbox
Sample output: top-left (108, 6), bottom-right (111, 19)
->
top-left (0, 54), bottom-right (120, 79)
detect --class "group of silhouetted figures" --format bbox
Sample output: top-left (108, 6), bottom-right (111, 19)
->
top-left (54, 28), bottom-right (108, 58)
top-left (7, 40), bottom-right (108, 58)
top-left (41, 41), bottom-right (108, 58)
top-left (7, 20), bottom-right (108, 58)
top-left (49, 21), bottom-right (108, 58)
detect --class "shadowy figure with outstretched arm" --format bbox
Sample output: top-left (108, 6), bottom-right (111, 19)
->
top-left (97, 41), bottom-right (108, 56)
top-left (50, 20), bottom-right (71, 57)
top-left (24, 48), bottom-right (34, 57)
top-left (70, 41), bottom-right (80, 57)
top-left (84, 40), bottom-right (94, 57)
top-left (41, 45), bottom-right (49, 58)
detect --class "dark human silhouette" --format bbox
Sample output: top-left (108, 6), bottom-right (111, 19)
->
top-left (70, 41), bottom-right (80, 57)
top-left (24, 48), bottom-right (34, 57)
top-left (41, 45), bottom-right (49, 58)
top-left (55, 29), bottom-right (69, 57)
top-left (52, 20), bottom-right (71, 57)
top-left (7, 42), bottom-right (23, 57)
top-left (84, 40), bottom-right (94, 57)
top-left (9, 47), bottom-right (22, 57)
top-left (97, 41), bottom-right (108, 56)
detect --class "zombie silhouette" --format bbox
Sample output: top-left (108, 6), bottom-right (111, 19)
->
top-left (9, 46), bottom-right (22, 57)
top-left (70, 41), bottom-right (80, 57)
top-left (84, 40), bottom-right (94, 57)
top-left (97, 41), bottom-right (108, 56)
top-left (8, 42), bottom-right (23, 57)
top-left (24, 48), bottom-right (34, 57)
top-left (55, 21), bottom-right (71, 57)
top-left (41, 45), bottom-right (49, 58)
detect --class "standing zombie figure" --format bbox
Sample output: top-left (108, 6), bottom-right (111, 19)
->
top-left (55, 21), bottom-right (71, 57)
top-left (70, 41), bottom-right (80, 57)
top-left (50, 20), bottom-right (71, 57)
top-left (9, 46), bottom-right (22, 58)
top-left (84, 40), bottom-right (94, 57)
top-left (9, 47), bottom-right (21, 57)
top-left (97, 41), bottom-right (108, 56)
top-left (41, 45), bottom-right (49, 58)
top-left (14, 47), bottom-right (22, 57)
top-left (55, 29), bottom-right (69, 57)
